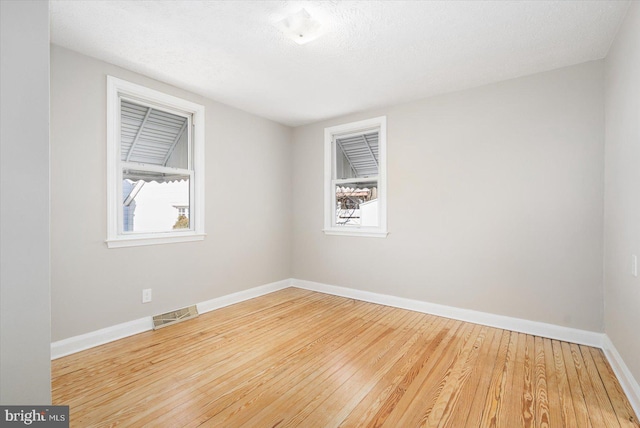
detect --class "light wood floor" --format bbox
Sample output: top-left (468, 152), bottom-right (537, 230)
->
top-left (52, 288), bottom-right (638, 427)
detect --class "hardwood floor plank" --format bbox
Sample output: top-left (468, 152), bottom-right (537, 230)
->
top-left (371, 320), bottom-right (465, 426)
top-left (72, 293), bottom-right (370, 425)
top-left (541, 338), bottom-right (563, 427)
top-left (281, 312), bottom-right (423, 426)
top-left (578, 345), bottom-right (622, 428)
top-left (478, 329), bottom-right (512, 427)
top-left (111, 298), bottom-right (382, 427)
top-left (551, 339), bottom-right (580, 427)
top-left (522, 333), bottom-right (535, 428)
top-left (388, 322), bottom-right (480, 427)
top-left (494, 330), bottom-right (520, 428)
top-left (278, 311), bottom-right (426, 428)
top-left (51, 289), bottom-right (639, 428)
top-left (360, 318), bottom-right (468, 427)
top-left (53, 289), bottom-right (326, 402)
top-left (560, 340), bottom-right (593, 427)
top-left (441, 326), bottom-right (500, 428)
top-left (533, 336), bottom-right (550, 428)
top-left (337, 316), bottom-right (450, 427)
top-left (586, 346), bottom-right (639, 428)
top-left (51, 287), bottom-right (313, 378)
top-left (504, 331), bottom-right (527, 428)
top-left (425, 325), bottom-right (491, 428)
top-left (571, 343), bottom-right (619, 428)
top-left (188, 305), bottom-right (401, 427)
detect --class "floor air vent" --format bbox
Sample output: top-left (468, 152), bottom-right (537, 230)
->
top-left (153, 305), bottom-right (199, 330)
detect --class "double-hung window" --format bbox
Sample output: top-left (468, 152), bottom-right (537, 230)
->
top-left (324, 116), bottom-right (387, 237)
top-left (106, 76), bottom-right (205, 248)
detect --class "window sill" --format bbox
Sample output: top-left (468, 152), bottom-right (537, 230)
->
top-left (106, 232), bottom-right (206, 248)
top-left (323, 228), bottom-right (388, 238)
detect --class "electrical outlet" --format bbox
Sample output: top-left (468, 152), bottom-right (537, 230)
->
top-left (632, 255), bottom-right (638, 278)
top-left (142, 288), bottom-right (152, 303)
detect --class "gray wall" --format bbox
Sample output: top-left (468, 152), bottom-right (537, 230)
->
top-left (0, 1), bottom-right (51, 404)
top-left (50, 46), bottom-right (292, 341)
top-left (604, 2), bottom-right (640, 384)
top-left (292, 61), bottom-right (605, 332)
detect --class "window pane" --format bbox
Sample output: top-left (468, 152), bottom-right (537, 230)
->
top-left (122, 169), bottom-right (190, 233)
top-left (120, 100), bottom-right (189, 169)
top-left (335, 180), bottom-right (378, 226)
top-left (335, 131), bottom-right (379, 179)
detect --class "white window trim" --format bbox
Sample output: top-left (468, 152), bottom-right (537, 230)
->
top-left (323, 116), bottom-right (388, 238)
top-left (106, 76), bottom-right (206, 248)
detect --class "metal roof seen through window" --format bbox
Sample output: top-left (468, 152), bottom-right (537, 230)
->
top-left (120, 100), bottom-right (188, 166)
top-left (336, 131), bottom-right (379, 177)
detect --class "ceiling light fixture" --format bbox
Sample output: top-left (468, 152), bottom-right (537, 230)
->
top-left (274, 8), bottom-right (323, 45)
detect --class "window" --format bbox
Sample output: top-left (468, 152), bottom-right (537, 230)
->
top-left (324, 116), bottom-right (387, 237)
top-left (106, 76), bottom-right (205, 248)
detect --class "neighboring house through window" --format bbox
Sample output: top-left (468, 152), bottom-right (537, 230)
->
top-left (122, 179), bottom-right (137, 232)
top-left (324, 116), bottom-right (388, 237)
top-left (173, 205), bottom-right (189, 229)
top-left (175, 205), bottom-right (189, 218)
top-left (106, 76), bottom-right (205, 248)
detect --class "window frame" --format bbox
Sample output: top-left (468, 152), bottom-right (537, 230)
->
top-left (106, 76), bottom-right (206, 248)
top-left (323, 116), bottom-right (388, 238)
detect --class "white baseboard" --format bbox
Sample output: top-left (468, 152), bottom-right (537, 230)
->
top-left (196, 279), bottom-right (291, 314)
top-left (602, 335), bottom-right (640, 417)
top-left (51, 279), bottom-right (292, 359)
top-left (51, 317), bottom-right (152, 360)
top-left (291, 279), bottom-right (605, 347)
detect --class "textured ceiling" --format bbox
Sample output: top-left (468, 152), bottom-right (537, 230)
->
top-left (50, 1), bottom-right (630, 127)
